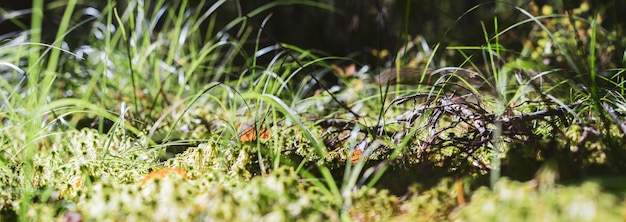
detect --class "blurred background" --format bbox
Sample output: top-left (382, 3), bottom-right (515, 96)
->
top-left (1, 0), bottom-right (624, 72)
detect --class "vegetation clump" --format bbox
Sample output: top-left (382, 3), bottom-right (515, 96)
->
top-left (0, 0), bottom-right (625, 221)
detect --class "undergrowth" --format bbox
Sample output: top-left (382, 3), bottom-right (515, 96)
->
top-left (0, 0), bottom-right (625, 221)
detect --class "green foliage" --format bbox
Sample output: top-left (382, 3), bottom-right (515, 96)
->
top-left (392, 179), bottom-right (462, 221)
top-left (452, 179), bottom-right (622, 221)
top-left (1, 0), bottom-right (626, 221)
top-left (349, 188), bottom-right (401, 221)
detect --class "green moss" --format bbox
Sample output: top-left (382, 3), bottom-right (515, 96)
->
top-left (350, 188), bottom-right (401, 221)
top-left (392, 179), bottom-right (461, 222)
top-left (452, 179), bottom-right (622, 221)
top-left (70, 167), bottom-right (338, 221)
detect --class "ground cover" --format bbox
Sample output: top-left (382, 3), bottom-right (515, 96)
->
top-left (1, 0), bottom-right (625, 221)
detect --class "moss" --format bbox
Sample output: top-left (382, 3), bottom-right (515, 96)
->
top-left (74, 166), bottom-right (339, 221)
top-left (350, 188), bottom-right (401, 221)
top-left (392, 179), bottom-right (462, 222)
top-left (452, 179), bottom-right (622, 221)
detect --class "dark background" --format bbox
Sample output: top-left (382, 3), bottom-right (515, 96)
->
top-left (1, 0), bottom-right (624, 67)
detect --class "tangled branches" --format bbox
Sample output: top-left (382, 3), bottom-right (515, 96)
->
top-left (319, 91), bottom-right (578, 171)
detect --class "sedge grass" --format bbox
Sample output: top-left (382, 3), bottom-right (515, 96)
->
top-left (2, 0), bottom-right (626, 221)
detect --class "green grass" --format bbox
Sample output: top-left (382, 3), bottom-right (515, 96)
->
top-left (1, 0), bottom-right (625, 221)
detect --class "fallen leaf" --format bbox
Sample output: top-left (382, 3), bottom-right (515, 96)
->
top-left (239, 125), bottom-right (270, 143)
top-left (351, 149), bottom-right (363, 164)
